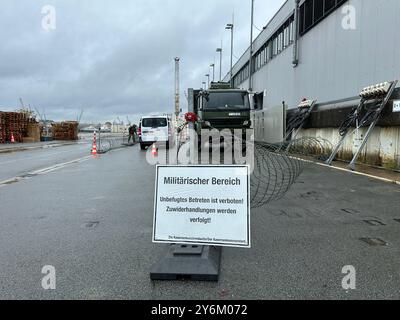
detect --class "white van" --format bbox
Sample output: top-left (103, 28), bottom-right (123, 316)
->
top-left (138, 115), bottom-right (173, 150)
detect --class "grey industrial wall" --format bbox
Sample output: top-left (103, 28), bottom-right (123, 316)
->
top-left (231, 0), bottom-right (400, 110)
top-left (228, 0), bottom-right (400, 170)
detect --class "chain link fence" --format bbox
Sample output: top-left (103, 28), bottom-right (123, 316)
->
top-left (97, 132), bottom-right (137, 154)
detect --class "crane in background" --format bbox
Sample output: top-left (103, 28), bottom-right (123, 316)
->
top-left (19, 98), bottom-right (25, 110)
top-left (17, 98), bottom-right (35, 119)
top-left (34, 107), bottom-right (52, 141)
top-left (76, 110), bottom-right (84, 124)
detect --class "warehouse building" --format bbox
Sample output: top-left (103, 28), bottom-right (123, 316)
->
top-left (224, 0), bottom-right (400, 169)
top-left (227, 0), bottom-right (400, 108)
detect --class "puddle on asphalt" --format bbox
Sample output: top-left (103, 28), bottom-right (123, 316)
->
top-left (360, 238), bottom-right (388, 246)
top-left (83, 221), bottom-right (100, 229)
top-left (364, 220), bottom-right (386, 226)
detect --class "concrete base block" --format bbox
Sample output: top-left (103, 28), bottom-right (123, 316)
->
top-left (150, 245), bottom-right (221, 281)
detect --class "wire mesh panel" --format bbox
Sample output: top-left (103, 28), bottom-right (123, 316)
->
top-left (97, 133), bottom-right (132, 153)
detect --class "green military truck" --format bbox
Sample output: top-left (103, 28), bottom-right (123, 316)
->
top-left (188, 82), bottom-right (253, 149)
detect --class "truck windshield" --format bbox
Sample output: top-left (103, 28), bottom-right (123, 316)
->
top-left (203, 92), bottom-right (249, 110)
top-left (142, 118), bottom-right (167, 128)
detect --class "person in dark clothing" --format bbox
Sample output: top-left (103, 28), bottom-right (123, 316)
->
top-left (128, 124), bottom-right (137, 143)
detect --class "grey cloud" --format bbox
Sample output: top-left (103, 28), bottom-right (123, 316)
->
top-left (0, 0), bottom-right (285, 123)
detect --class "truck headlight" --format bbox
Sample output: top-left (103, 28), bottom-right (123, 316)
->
top-left (243, 120), bottom-right (251, 126)
top-left (204, 121), bottom-right (211, 127)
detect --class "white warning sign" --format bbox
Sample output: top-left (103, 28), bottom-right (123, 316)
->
top-left (153, 165), bottom-right (250, 248)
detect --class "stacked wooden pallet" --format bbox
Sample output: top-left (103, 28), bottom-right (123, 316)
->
top-left (0, 112), bottom-right (5, 143)
top-left (0, 112), bottom-right (29, 143)
top-left (52, 121), bottom-right (78, 141)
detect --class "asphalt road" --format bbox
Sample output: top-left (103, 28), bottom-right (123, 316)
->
top-left (0, 144), bottom-right (399, 299)
top-left (0, 140), bottom-right (92, 182)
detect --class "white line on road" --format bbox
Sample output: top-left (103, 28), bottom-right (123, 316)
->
top-left (27, 155), bottom-right (93, 175)
top-left (0, 155), bottom-right (93, 187)
top-left (0, 145), bottom-right (91, 165)
top-left (294, 157), bottom-right (400, 186)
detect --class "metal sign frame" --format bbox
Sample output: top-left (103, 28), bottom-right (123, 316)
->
top-left (152, 164), bottom-right (251, 248)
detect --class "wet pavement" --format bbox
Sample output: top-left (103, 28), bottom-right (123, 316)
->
top-left (0, 144), bottom-right (399, 299)
top-left (0, 142), bottom-right (92, 182)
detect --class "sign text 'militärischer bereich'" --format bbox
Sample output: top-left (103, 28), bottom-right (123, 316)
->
top-left (163, 177), bottom-right (241, 186)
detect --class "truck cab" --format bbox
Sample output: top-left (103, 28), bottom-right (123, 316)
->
top-left (192, 82), bottom-right (251, 134)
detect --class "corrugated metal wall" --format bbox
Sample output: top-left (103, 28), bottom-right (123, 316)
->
top-left (297, 126), bottom-right (400, 170)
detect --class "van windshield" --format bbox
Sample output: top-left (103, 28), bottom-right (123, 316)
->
top-left (142, 118), bottom-right (167, 128)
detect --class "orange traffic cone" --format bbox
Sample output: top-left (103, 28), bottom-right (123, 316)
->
top-left (151, 143), bottom-right (157, 157)
top-left (91, 131), bottom-right (98, 156)
top-left (10, 132), bottom-right (15, 143)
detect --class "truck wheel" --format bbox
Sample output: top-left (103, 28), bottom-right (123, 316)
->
top-left (140, 143), bottom-right (146, 151)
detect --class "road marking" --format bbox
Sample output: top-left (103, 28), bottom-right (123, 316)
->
top-left (0, 142), bottom-right (82, 155)
top-left (0, 145), bottom-right (91, 165)
top-left (317, 162), bottom-right (400, 185)
top-left (0, 155), bottom-right (92, 187)
top-left (291, 156), bottom-right (400, 186)
top-left (26, 156), bottom-right (92, 175)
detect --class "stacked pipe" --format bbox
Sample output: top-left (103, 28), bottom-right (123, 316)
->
top-left (52, 121), bottom-right (78, 141)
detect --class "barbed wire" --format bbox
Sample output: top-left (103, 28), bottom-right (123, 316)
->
top-left (250, 137), bottom-right (333, 208)
top-left (172, 120), bottom-right (330, 209)
top-left (284, 137), bottom-right (334, 161)
top-left (251, 141), bottom-right (303, 208)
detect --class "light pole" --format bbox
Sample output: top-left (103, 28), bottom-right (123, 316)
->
top-left (174, 57), bottom-right (180, 120)
top-left (226, 22), bottom-right (234, 88)
top-left (249, 0), bottom-right (255, 91)
top-left (210, 63), bottom-right (215, 82)
top-left (202, 81), bottom-right (206, 90)
top-left (205, 74), bottom-right (210, 89)
top-left (216, 48), bottom-right (222, 82)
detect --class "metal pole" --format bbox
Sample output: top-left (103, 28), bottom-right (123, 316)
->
top-left (205, 74), bottom-right (210, 88)
top-left (230, 26), bottom-right (234, 87)
top-left (292, 0), bottom-right (300, 66)
top-left (210, 64), bottom-right (215, 82)
top-left (219, 50), bottom-right (222, 82)
top-left (348, 81), bottom-right (398, 170)
top-left (226, 18), bottom-right (234, 88)
top-left (98, 128), bottom-right (101, 153)
top-left (325, 100), bottom-right (365, 166)
top-left (249, 0), bottom-right (254, 91)
top-left (174, 57), bottom-right (180, 121)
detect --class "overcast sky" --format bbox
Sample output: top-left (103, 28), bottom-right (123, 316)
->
top-left (0, 0), bottom-right (285, 124)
